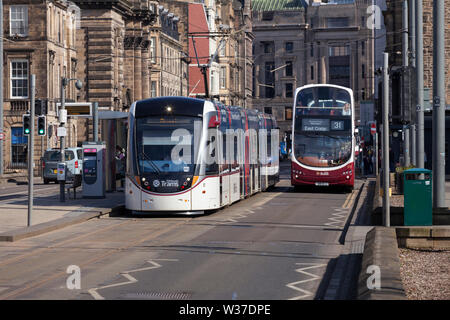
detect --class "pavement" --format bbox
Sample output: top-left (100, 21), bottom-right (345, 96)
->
top-left (0, 179), bottom-right (125, 241)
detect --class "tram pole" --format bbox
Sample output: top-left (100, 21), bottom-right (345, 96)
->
top-left (402, 0), bottom-right (410, 167)
top-left (383, 53), bottom-right (390, 227)
top-left (432, 0), bottom-right (446, 209)
top-left (28, 75), bottom-right (36, 226)
top-left (415, 0), bottom-right (424, 169)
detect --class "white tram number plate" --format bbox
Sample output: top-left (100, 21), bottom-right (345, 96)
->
top-left (315, 182), bottom-right (329, 186)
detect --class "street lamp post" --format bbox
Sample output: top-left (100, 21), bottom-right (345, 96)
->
top-left (59, 77), bottom-right (82, 202)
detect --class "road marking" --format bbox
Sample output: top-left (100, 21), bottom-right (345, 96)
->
top-left (325, 207), bottom-right (349, 227)
top-left (88, 259), bottom-right (178, 300)
top-left (0, 220), bottom-right (188, 299)
top-left (0, 220), bottom-right (134, 268)
top-left (218, 192), bottom-right (281, 225)
top-left (342, 190), bottom-right (357, 209)
top-left (286, 263), bottom-right (327, 300)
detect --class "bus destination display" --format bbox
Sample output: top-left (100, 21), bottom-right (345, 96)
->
top-left (302, 119), bottom-right (345, 132)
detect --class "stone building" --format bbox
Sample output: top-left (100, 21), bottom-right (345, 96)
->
top-left (383, 0), bottom-right (450, 171)
top-left (149, 3), bottom-right (188, 97)
top-left (73, 0), bottom-right (160, 142)
top-left (161, 0), bottom-right (252, 107)
top-left (383, 0), bottom-right (450, 106)
top-left (251, 0), bottom-right (375, 136)
top-left (1, 0), bottom-right (79, 170)
top-left (215, 0), bottom-right (253, 108)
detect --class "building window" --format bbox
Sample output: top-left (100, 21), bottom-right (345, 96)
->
top-left (264, 107), bottom-right (272, 115)
top-left (150, 37), bottom-right (156, 63)
top-left (310, 65), bottom-right (314, 80)
top-left (285, 83), bottom-right (293, 98)
top-left (11, 127), bottom-right (28, 165)
top-left (10, 5), bottom-right (28, 36)
top-left (262, 11), bottom-right (274, 21)
top-left (151, 81), bottom-right (157, 97)
top-left (285, 61), bottom-right (293, 77)
top-left (285, 107), bottom-right (293, 120)
top-left (326, 17), bottom-right (349, 28)
top-left (310, 43), bottom-right (314, 57)
top-left (285, 42), bottom-right (293, 53)
top-left (310, 18), bottom-right (314, 29)
top-left (362, 88), bottom-right (366, 100)
top-left (264, 61), bottom-right (275, 98)
top-left (361, 41), bottom-right (365, 56)
top-left (329, 45), bottom-right (350, 56)
top-left (362, 64), bottom-right (365, 79)
top-left (219, 42), bottom-right (226, 56)
top-left (10, 60), bottom-right (29, 99)
top-left (263, 41), bottom-right (274, 54)
top-left (361, 16), bottom-right (365, 28)
top-left (220, 66), bottom-right (227, 89)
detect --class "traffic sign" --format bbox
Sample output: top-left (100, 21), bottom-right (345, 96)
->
top-left (370, 123), bottom-right (376, 135)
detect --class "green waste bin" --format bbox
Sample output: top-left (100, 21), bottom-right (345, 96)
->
top-left (403, 168), bottom-right (432, 226)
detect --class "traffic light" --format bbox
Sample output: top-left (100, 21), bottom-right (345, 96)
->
top-left (35, 99), bottom-right (48, 116)
top-left (37, 115), bottom-right (46, 136)
top-left (23, 114), bottom-right (31, 135)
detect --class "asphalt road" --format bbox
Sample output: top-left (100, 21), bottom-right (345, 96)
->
top-left (0, 181), bottom-right (60, 203)
top-left (0, 161), bottom-right (362, 300)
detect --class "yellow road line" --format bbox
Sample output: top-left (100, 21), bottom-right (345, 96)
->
top-left (342, 192), bottom-right (352, 209)
top-left (343, 190), bottom-right (357, 210)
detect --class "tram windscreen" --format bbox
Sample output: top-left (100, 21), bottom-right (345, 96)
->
top-left (294, 87), bottom-right (353, 167)
top-left (135, 116), bottom-right (199, 174)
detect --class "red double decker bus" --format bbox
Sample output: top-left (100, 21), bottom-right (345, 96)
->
top-left (291, 84), bottom-right (355, 190)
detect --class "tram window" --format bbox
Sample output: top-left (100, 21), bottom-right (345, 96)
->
top-left (205, 134), bottom-right (218, 175)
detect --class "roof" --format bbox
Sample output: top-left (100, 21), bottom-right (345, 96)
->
top-left (252, 0), bottom-right (307, 12)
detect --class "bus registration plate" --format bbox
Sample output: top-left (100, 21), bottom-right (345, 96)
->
top-left (315, 182), bottom-right (329, 186)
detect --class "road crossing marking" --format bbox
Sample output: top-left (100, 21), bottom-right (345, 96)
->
top-left (220, 208), bottom-right (255, 224)
top-left (88, 259), bottom-right (178, 300)
top-left (286, 263), bottom-right (327, 300)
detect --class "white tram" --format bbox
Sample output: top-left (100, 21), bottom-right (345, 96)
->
top-left (125, 97), bottom-right (279, 214)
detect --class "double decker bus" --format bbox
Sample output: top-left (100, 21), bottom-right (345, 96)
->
top-left (291, 84), bottom-right (355, 190)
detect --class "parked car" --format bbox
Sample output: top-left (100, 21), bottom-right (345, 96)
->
top-left (42, 148), bottom-right (83, 184)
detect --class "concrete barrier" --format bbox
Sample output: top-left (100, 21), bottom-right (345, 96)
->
top-left (396, 226), bottom-right (450, 249)
top-left (357, 227), bottom-right (407, 300)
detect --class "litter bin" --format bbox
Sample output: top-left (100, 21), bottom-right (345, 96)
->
top-left (403, 168), bottom-right (432, 226)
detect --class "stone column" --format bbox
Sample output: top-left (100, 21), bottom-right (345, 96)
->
top-left (133, 36), bottom-right (142, 101)
top-left (141, 40), bottom-right (150, 99)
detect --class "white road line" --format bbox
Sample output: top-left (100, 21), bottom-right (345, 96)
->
top-left (88, 259), bottom-right (178, 300)
top-left (325, 207), bottom-right (349, 227)
top-left (218, 192), bottom-right (281, 224)
top-left (286, 263), bottom-right (327, 300)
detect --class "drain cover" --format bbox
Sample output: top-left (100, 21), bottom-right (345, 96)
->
top-left (121, 291), bottom-right (191, 300)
